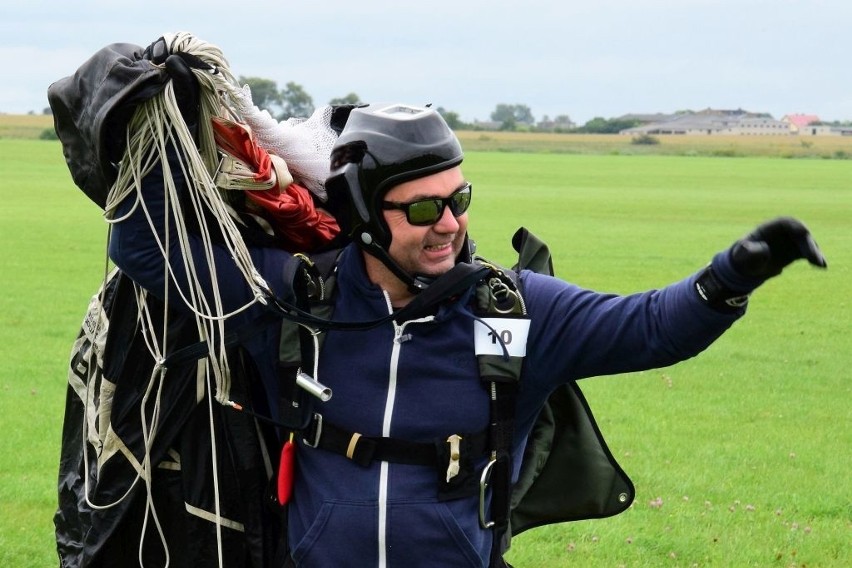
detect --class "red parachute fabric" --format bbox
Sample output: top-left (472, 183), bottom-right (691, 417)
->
top-left (244, 183), bottom-right (339, 252)
top-left (212, 117), bottom-right (275, 185)
top-left (212, 117), bottom-right (340, 251)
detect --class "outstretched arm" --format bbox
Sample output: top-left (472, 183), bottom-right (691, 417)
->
top-left (522, 217), bottom-right (827, 388)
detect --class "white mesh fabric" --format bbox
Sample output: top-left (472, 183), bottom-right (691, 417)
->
top-left (228, 86), bottom-right (338, 201)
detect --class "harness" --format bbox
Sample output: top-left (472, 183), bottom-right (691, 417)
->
top-left (274, 228), bottom-right (636, 566)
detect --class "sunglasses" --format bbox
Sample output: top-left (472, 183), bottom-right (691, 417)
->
top-left (381, 183), bottom-right (472, 226)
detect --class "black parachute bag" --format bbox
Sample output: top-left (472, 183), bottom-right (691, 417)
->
top-left (47, 42), bottom-right (171, 209)
top-left (506, 228), bottom-right (635, 539)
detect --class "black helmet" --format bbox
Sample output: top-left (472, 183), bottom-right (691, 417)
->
top-left (326, 103), bottom-right (465, 291)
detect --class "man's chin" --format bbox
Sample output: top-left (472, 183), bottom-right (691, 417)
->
top-left (415, 258), bottom-right (456, 278)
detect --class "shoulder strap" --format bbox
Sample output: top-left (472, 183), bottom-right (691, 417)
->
top-left (276, 248), bottom-right (344, 429)
top-left (470, 255), bottom-right (528, 543)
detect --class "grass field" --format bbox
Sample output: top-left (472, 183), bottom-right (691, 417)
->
top-left (0, 127), bottom-right (849, 567)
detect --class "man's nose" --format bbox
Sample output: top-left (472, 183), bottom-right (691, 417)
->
top-left (433, 203), bottom-right (460, 232)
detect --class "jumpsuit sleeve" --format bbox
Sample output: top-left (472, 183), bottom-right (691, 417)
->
top-left (107, 145), bottom-right (290, 315)
top-left (520, 270), bottom-right (742, 390)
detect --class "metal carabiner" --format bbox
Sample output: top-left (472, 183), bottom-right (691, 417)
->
top-left (487, 277), bottom-right (520, 315)
top-left (302, 413), bottom-right (323, 448)
top-left (479, 457), bottom-right (497, 529)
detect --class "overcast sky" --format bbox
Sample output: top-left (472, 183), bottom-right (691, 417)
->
top-left (3, 0), bottom-right (850, 124)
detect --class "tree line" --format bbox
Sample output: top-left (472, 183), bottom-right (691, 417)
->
top-left (239, 77), bottom-right (635, 133)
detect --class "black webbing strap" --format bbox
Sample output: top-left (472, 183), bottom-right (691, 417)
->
top-left (160, 310), bottom-right (280, 368)
top-left (303, 415), bottom-right (489, 469)
top-left (486, 380), bottom-right (519, 567)
top-left (394, 261), bottom-right (492, 323)
top-left (488, 380), bottom-right (518, 523)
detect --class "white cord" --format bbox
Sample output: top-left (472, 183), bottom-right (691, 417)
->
top-left (84, 32), bottom-right (288, 567)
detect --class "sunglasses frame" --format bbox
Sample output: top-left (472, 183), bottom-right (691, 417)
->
top-left (381, 183), bottom-right (472, 226)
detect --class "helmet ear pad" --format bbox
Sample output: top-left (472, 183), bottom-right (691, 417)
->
top-left (325, 159), bottom-right (393, 253)
top-left (325, 162), bottom-right (367, 233)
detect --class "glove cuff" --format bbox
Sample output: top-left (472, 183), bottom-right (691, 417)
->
top-left (694, 265), bottom-right (750, 313)
top-left (710, 248), bottom-right (767, 294)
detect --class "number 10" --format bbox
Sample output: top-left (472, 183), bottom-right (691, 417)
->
top-left (489, 329), bottom-right (513, 345)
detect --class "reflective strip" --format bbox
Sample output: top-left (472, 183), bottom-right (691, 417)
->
top-left (184, 503), bottom-right (245, 532)
top-left (101, 425), bottom-right (144, 478)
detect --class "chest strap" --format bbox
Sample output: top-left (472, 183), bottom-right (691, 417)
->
top-left (302, 413), bottom-right (489, 469)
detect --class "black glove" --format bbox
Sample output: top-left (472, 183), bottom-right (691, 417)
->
top-left (141, 37), bottom-right (212, 129)
top-left (697, 217), bottom-right (827, 312)
top-left (164, 54), bottom-right (201, 128)
top-left (329, 104), bottom-right (359, 134)
top-left (729, 217), bottom-right (826, 279)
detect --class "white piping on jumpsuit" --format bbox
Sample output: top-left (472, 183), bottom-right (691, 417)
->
top-left (377, 290), bottom-right (434, 568)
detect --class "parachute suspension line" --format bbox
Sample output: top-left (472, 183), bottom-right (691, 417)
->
top-left (104, 77), bottom-right (266, 409)
top-left (129, 282), bottom-right (171, 567)
top-left (204, 359), bottom-right (226, 568)
top-left (110, 94), bottom-right (233, 567)
top-left (138, 365), bottom-right (171, 568)
top-left (306, 324), bottom-right (322, 384)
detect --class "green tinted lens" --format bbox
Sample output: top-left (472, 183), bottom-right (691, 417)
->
top-left (450, 186), bottom-right (472, 216)
top-left (406, 199), bottom-right (443, 225)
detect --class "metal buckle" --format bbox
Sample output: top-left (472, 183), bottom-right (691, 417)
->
top-left (479, 458), bottom-right (497, 528)
top-left (302, 413), bottom-right (323, 448)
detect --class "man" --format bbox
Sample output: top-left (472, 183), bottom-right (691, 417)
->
top-left (109, 103), bottom-right (825, 568)
top-left (53, 40), bottom-right (826, 568)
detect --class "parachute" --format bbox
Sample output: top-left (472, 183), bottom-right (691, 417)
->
top-left (50, 32), bottom-right (340, 567)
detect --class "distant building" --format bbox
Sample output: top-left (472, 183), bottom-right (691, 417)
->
top-left (733, 117), bottom-right (791, 135)
top-left (782, 114), bottom-right (820, 134)
top-left (470, 120), bottom-right (502, 130)
top-left (799, 124), bottom-right (852, 136)
top-left (620, 109), bottom-right (784, 135)
top-left (621, 108), bottom-right (790, 136)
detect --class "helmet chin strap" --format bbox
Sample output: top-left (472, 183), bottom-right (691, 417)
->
top-left (359, 232), bottom-right (474, 295)
top-left (359, 231), bottom-right (428, 294)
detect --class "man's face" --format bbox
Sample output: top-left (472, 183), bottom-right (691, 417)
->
top-left (381, 166), bottom-right (469, 278)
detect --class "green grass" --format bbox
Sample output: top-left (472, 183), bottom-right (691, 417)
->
top-left (462, 153), bottom-right (851, 567)
top-left (1, 140), bottom-right (850, 567)
top-left (0, 140), bottom-right (106, 567)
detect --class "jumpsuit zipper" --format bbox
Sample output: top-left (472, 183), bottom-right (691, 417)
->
top-left (377, 291), bottom-right (434, 567)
